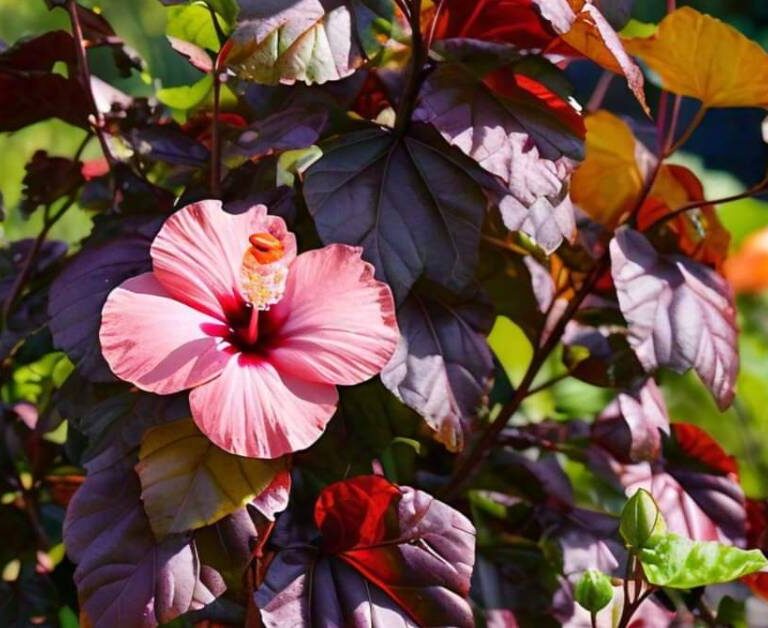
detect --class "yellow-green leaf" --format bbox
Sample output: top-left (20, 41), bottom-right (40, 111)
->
top-left (623, 7), bottom-right (768, 108)
top-left (136, 418), bottom-right (286, 538)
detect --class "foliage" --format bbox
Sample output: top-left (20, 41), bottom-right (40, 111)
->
top-left (2, 0), bottom-right (768, 626)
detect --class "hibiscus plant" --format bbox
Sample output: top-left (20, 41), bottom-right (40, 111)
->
top-left (2, 0), bottom-right (768, 626)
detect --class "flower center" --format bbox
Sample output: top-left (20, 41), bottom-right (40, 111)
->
top-left (240, 231), bottom-right (289, 311)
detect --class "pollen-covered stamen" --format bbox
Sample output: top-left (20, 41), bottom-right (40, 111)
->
top-left (240, 231), bottom-right (290, 314)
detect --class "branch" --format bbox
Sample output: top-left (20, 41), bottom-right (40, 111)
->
top-left (439, 255), bottom-right (610, 500)
top-left (66, 0), bottom-right (116, 169)
top-left (664, 105), bottom-right (707, 157)
top-left (1, 196), bottom-right (77, 329)
top-left (395, 0), bottom-right (426, 135)
top-left (646, 174), bottom-right (768, 231)
top-left (210, 72), bottom-right (223, 198)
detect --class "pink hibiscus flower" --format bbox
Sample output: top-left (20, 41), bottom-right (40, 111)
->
top-left (99, 200), bottom-right (398, 458)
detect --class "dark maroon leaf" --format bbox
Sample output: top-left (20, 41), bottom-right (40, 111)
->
top-left (64, 464), bottom-right (225, 627)
top-left (256, 475), bottom-right (476, 628)
top-left (304, 125), bottom-right (501, 302)
top-left (0, 31), bottom-right (76, 72)
top-left (130, 125), bottom-right (210, 167)
top-left (0, 72), bottom-right (91, 131)
top-left (48, 224), bottom-right (160, 381)
top-left (414, 63), bottom-right (583, 253)
top-left (0, 31), bottom-right (92, 131)
top-left (610, 228), bottom-right (738, 410)
top-left (592, 379), bottom-right (669, 463)
top-left (233, 106), bottom-right (327, 158)
top-left (381, 286), bottom-right (494, 452)
top-left (20, 150), bottom-right (84, 216)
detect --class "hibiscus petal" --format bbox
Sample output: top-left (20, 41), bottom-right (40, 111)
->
top-left (100, 272), bottom-right (230, 394)
top-left (189, 356), bottom-right (338, 459)
top-left (151, 200), bottom-right (296, 318)
top-left (264, 244), bottom-right (398, 386)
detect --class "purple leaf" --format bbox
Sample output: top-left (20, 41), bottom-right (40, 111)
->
top-left (256, 475), bottom-right (476, 628)
top-left (304, 125), bottom-right (501, 302)
top-left (610, 228), bottom-right (738, 409)
top-left (414, 63), bottom-right (581, 253)
top-left (592, 379), bottom-right (670, 463)
top-left (64, 464), bottom-right (225, 627)
top-left (381, 287), bottom-right (494, 452)
top-left (130, 125), bottom-right (210, 167)
top-left (232, 106), bottom-right (327, 158)
top-left (48, 224), bottom-right (160, 381)
top-left (228, 0), bottom-right (393, 85)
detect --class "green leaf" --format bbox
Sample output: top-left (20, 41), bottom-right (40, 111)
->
top-left (166, 4), bottom-right (223, 51)
top-left (619, 488), bottom-right (665, 549)
top-left (136, 418), bottom-right (286, 538)
top-left (574, 569), bottom-right (614, 614)
top-left (637, 532), bottom-right (768, 588)
top-left (205, 0), bottom-right (239, 25)
top-left (157, 74), bottom-right (213, 110)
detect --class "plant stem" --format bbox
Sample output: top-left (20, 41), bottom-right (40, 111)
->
top-left (646, 174), bottom-right (768, 231)
top-left (524, 371), bottom-right (571, 397)
top-left (586, 71), bottom-right (613, 112)
top-left (1, 196), bottom-right (77, 329)
top-left (440, 255), bottom-right (609, 500)
top-left (665, 105), bottom-right (707, 157)
top-left (395, 0), bottom-right (426, 135)
top-left (66, 0), bottom-right (116, 169)
top-left (210, 70), bottom-right (223, 197)
top-left (590, 611), bottom-right (597, 628)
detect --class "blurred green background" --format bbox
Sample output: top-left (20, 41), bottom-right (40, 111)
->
top-left (3, 0), bottom-right (768, 498)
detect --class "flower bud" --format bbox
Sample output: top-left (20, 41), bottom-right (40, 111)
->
top-left (620, 488), bottom-right (666, 548)
top-left (574, 569), bottom-right (614, 614)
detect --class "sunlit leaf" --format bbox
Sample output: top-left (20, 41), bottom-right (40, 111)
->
top-left (157, 74), bottom-right (214, 110)
top-left (381, 286), bottom-right (494, 452)
top-left (255, 475), bottom-right (476, 627)
top-left (136, 418), bottom-right (287, 538)
top-left (610, 228), bottom-right (738, 410)
top-left (638, 532), bottom-right (767, 588)
top-left (571, 110), bottom-right (643, 228)
top-left (225, 0), bottom-right (393, 85)
top-left (623, 7), bottom-right (768, 108)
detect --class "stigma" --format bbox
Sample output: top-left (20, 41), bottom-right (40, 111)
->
top-left (240, 231), bottom-right (289, 310)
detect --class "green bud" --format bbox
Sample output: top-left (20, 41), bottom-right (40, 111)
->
top-left (620, 488), bottom-right (666, 548)
top-left (574, 569), bottom-right (614, 613)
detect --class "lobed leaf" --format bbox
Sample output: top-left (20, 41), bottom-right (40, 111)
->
top-left (255, 475), bottom-right (476, 627)
top-left (303, 126), bottom-right (499, 302)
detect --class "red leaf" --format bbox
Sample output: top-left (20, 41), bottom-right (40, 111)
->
top-left (256, 476), bottom-right (476, 627)
top-left (315, 475), bottom-right (400, 554)
top-left (671, 422), bottom-right (739, 478)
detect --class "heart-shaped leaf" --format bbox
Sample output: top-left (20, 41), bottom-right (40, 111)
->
top-left (255, 475), bottom-right (476, 627)
top-left (136, 418), bottom-right (288, 538)
top-left (610, 228), bottom-right (738, 410)
top-left (64, 464), bottom-right (225, 627)
top-left (638, 532), bottom-right (767, 589)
